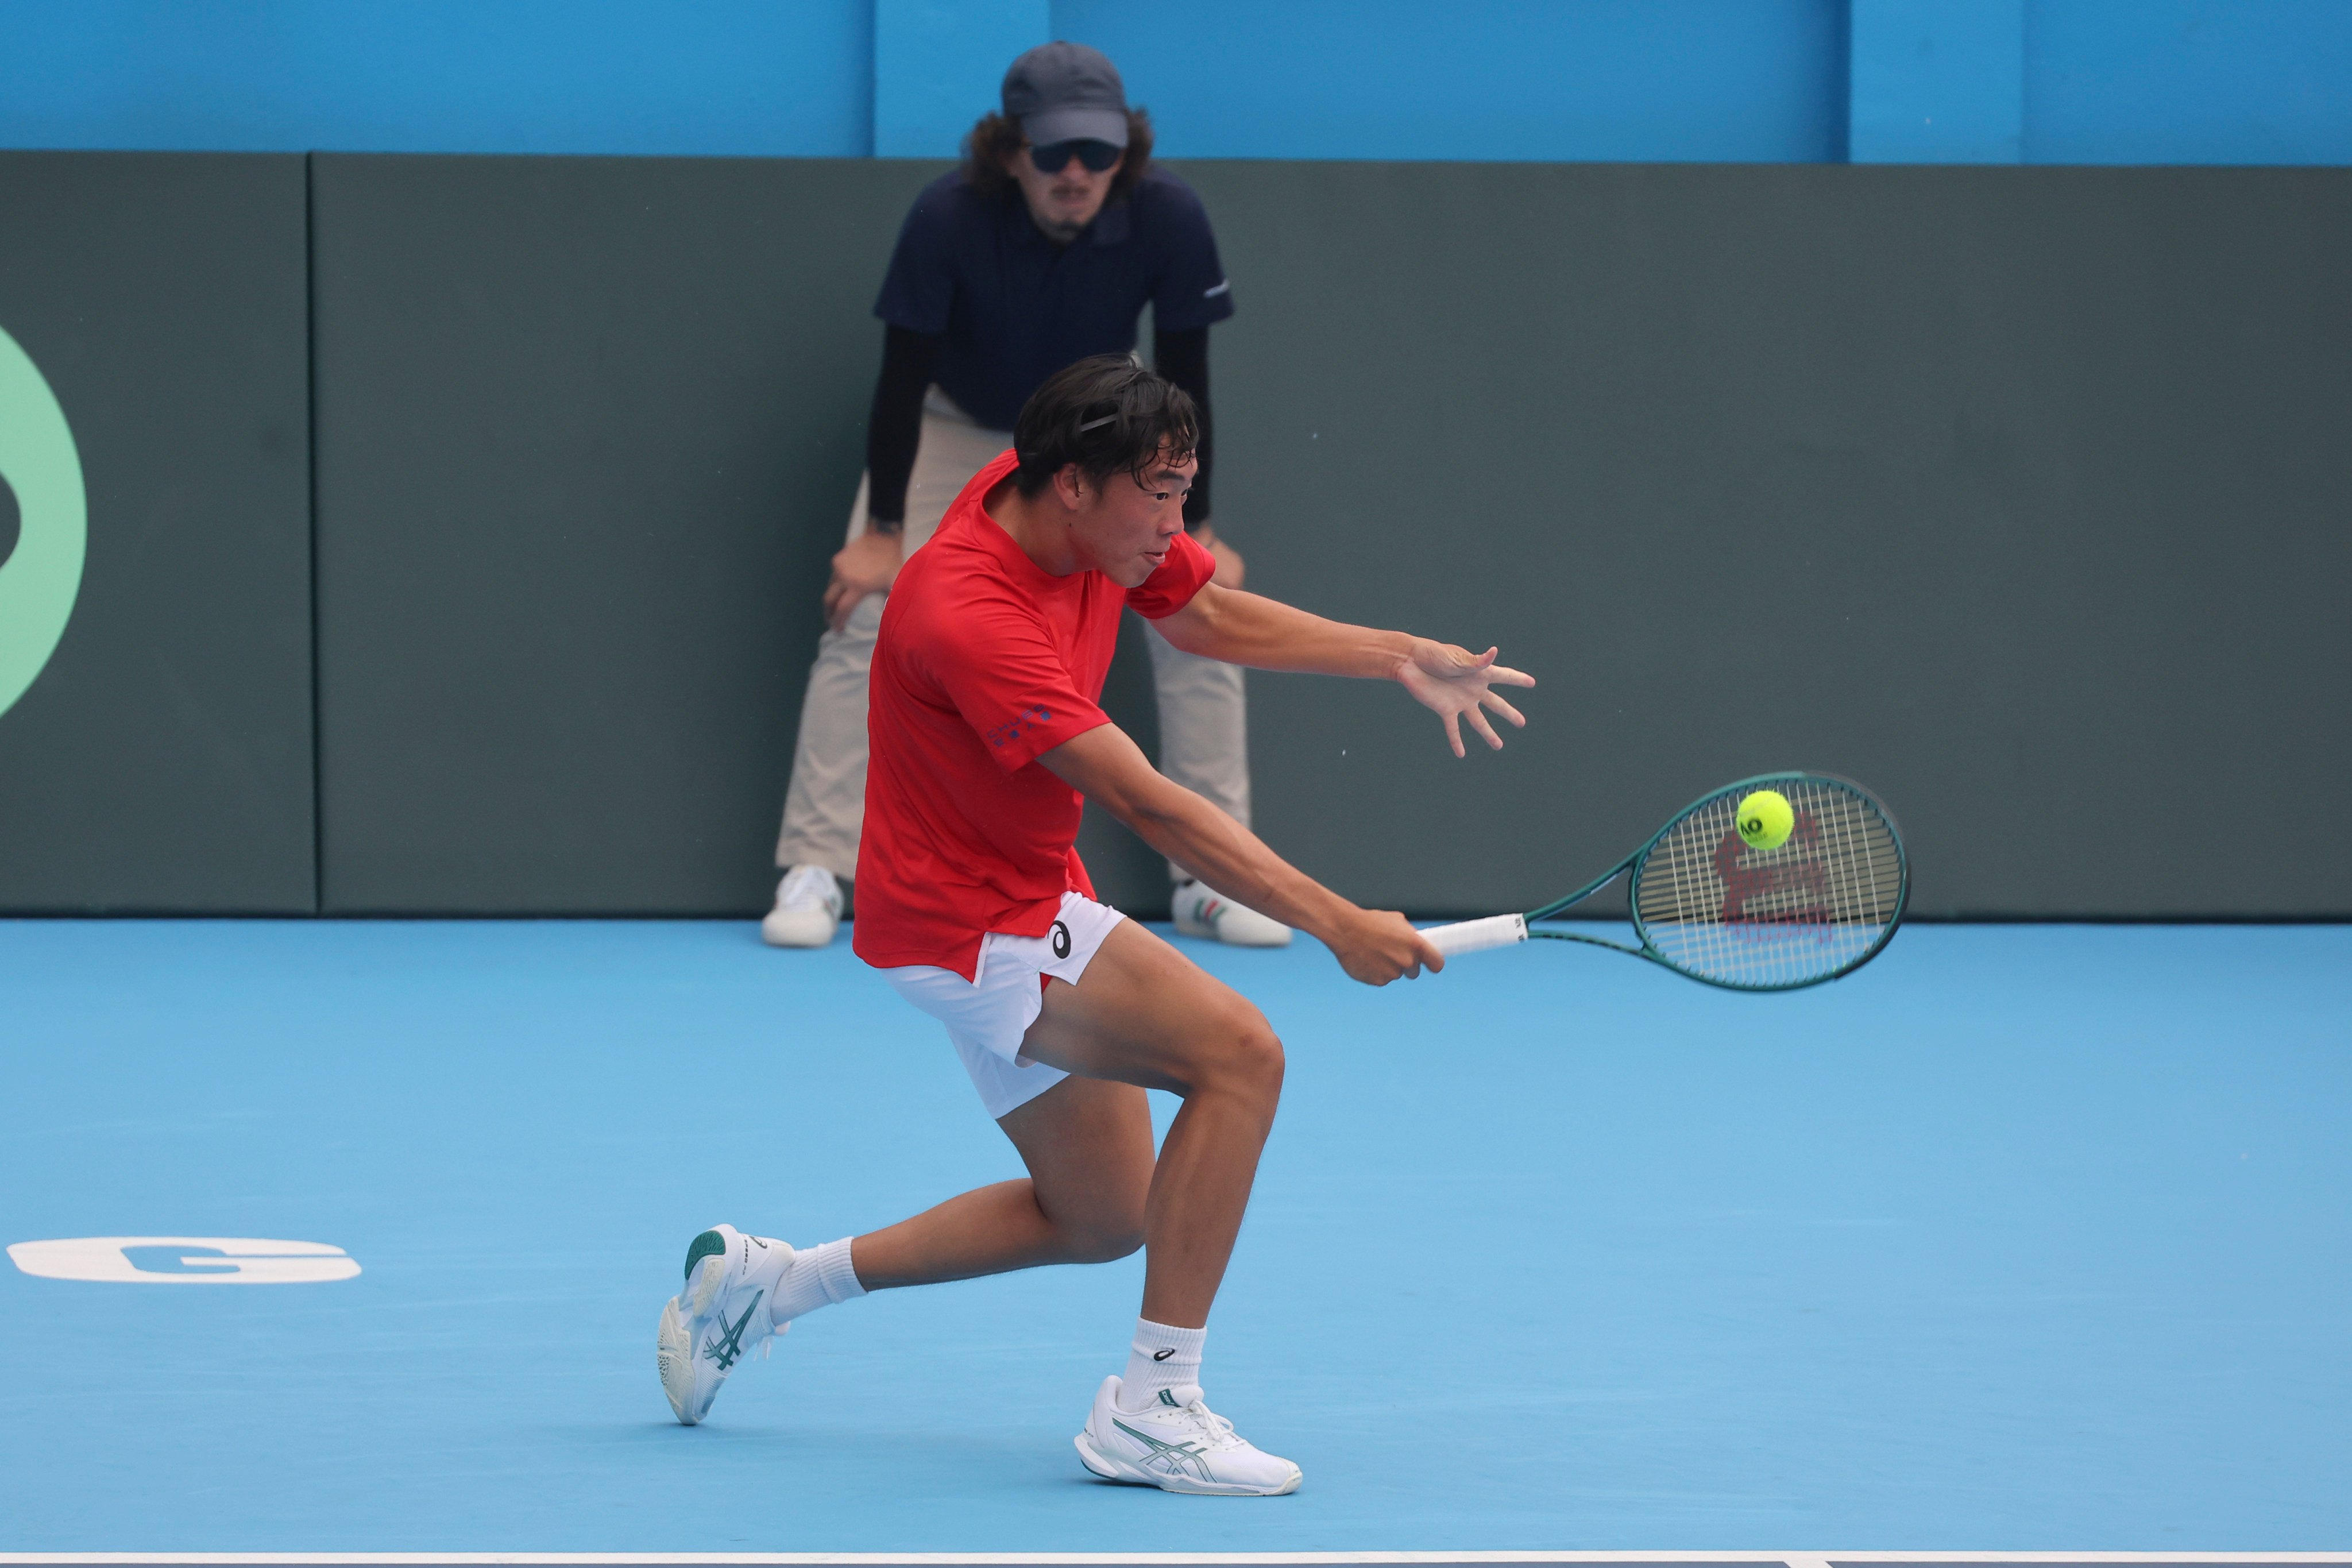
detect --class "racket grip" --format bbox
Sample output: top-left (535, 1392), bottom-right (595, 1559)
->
top-left (1420, 914), bottom-right (1530, 957)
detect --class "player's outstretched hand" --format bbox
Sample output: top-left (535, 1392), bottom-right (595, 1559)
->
top-left (1327, 907), bottom-right (1446, 986)
top-left (1397, 640), bottom-right (1535, 758)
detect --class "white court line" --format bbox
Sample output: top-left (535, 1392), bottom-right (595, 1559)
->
top-left (19, 1555), bottom-right (2335, 1562)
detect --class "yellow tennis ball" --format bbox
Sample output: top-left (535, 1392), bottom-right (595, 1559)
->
top-left (1736, 789), bottom-right (1794, 851)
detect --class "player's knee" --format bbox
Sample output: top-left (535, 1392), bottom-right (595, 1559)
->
top-left (1056, 1196), bottom-right (1146, 1263)
top-left (1067, 1222), bottom-right (1145, 1265)
top-left (1222, 1012), bottom-right (1285, 1102)
top-left (1168, 998), bottom-right (1284, 1103)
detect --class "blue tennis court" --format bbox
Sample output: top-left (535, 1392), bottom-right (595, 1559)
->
top-left (3, 918), bottom-right (2345, 1552)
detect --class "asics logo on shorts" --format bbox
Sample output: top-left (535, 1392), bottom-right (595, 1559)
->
top-left (1051, 921), bottom-right (1072, 959)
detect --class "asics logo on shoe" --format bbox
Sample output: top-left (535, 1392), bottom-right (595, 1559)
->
top-left (701, 1290), bottom-right (764, 1372)
top-left (1158, 1387), bottom-right (1181, 1405)
top-left (1051, 921), bottom-right (1072, 959)
top-left (1152, 1348), bottom-right (1176, 1361)
top-left (1111, 1418), bottom-right (1209, 1480)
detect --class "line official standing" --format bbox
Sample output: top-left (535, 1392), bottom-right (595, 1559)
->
top-left (763, 41), bottom-right (1287, 951)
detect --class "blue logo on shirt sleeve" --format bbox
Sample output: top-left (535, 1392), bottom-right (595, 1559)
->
top-left (984, 704), bottom-right (1054, 750)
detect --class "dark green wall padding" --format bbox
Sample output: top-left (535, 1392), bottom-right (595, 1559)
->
top-left (1188, 162), bottom-right (2352, 920)
top-left (5, 155), bottom-right (2349, 918)
top-left (0, 154), bottom-right (315, 913)
top-left (310, 156), bottom-right (938, 914)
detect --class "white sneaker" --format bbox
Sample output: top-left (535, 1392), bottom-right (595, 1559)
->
top-left (760, 865), bottom-right (841, 948)
top-left (655, 1223), bottom-right (789, 1425)
top-left (1073, 1375), bottom-right (1302, 1496)
top-left (1171, 879), bottom-right (1292, 947)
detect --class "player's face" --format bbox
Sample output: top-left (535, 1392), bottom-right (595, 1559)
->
top-left (1070, 449), bottom-right (1195, 587)
top-left (1005, 145), bottom-right (1123, 243)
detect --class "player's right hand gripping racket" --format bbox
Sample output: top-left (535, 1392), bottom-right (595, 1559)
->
top-left (1422, 773), bottom-right (1909, 991)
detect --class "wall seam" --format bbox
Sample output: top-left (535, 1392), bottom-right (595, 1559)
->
top-left (304, 151), bottom-right (325, 917)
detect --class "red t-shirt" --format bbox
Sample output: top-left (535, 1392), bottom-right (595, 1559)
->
top-left (853, 450), bottom-right (1216, 979)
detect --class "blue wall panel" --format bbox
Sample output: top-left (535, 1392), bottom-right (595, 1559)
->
top-left (2025, 0), bottom-right (2352, 165)
top-left (0, 0), bottom-right (874, 156)
top-left (2, 4), bottom-right (2347, 167)
top-left (873, 0), bottom-right (1044, 157)
top-left (1849, 0), bottom-right (2025, 163)
top-left (1053, 0), bottom-right (1849, 163)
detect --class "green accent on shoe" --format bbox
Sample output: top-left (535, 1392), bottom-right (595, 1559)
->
top-left (702, 1290), bottom-right (764, 1372)
top-left (1158, 1387), bottom-right (1180, 1407)
top-left (683, 1229), bottom-right (726, 1284)
top-left (1111, 1417), bottom-right (1208, 1480)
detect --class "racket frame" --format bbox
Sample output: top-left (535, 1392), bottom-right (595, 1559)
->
top-left (1467, 771), bottom-right (1910, 992)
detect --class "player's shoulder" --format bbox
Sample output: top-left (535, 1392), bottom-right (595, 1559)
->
top-left (893, 516), bottom-right (1026, 636)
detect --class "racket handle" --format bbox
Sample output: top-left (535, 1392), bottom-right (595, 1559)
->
top-left (1420, 913), bottom-right (1530, 957)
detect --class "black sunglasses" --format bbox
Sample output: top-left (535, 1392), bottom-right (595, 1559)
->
top-left (1028, 139), bottom-right (1122, 175)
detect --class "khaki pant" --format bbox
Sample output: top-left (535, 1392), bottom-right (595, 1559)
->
top-left (774, 392), bottom-right (1252, 883)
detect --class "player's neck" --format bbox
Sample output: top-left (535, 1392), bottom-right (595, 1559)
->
top-left (984, 480), bottom-right (1090, 578)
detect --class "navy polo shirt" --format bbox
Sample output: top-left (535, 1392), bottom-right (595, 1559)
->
top-left (872, 167), bottom-right (1235, 432)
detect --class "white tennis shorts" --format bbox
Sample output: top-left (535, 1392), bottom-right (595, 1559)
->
top-left (880, 891), bottom-right (1126, 1120)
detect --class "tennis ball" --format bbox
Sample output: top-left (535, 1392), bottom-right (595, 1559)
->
top-left (1736, 789), bottom-right (1794, 851)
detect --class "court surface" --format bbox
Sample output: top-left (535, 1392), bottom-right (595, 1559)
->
top-left (2, 919), bottom-right (2346, 1553)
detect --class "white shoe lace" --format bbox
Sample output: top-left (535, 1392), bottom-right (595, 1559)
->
top-left (1181, 1399), bottom-right (1244, 1450)
top-left (1127, 1387), bottom-right (1245, 1451)
top-left (776, 864), bottom-right (836, 912)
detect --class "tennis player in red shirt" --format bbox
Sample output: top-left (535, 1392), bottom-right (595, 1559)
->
top-left (659, 356), bottom-right (1534, 1494)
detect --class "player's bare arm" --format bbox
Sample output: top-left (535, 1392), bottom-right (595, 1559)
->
top-left (1038, 723), bottom-right (1440, 986)
top-left (1156, 583), bottom-right (1534, 758)
top-left (990, 430), bottom-right (1534, 760)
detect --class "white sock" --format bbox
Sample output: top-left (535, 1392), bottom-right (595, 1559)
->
top-left (766, 1237), bottom-right (865, 1327)
top-left (1119, 1317), bottom-right (1206, 1409)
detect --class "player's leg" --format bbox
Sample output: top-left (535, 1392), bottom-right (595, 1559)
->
top-left (849, 1072), bottom-right (1156, 1285)
top-left (1017, 917), bottom-right (1283, 1326)
top-left (1017, 920), bottom-right (1303, 1494)
top-left (843, 919), bottom-right (1276, 1314)
top-left (1143, 620), bottom-right (1290, 948)
top-left (654, 1074), bottom-right (1149, 1430)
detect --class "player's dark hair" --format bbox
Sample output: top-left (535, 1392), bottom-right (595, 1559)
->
top-left (1013, 355), bottom-right (1199, 500)
top-left (961, 108), bottom-right (1155, 206)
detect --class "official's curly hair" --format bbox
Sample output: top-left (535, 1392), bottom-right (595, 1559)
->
top-left (961, 107), bottom-right (1156, 206)
top-left (1014, 355), bottom-right (1198, 499)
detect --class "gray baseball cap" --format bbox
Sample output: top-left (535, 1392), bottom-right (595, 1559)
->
top-left (1002, 41), bottom-right (1129, 148)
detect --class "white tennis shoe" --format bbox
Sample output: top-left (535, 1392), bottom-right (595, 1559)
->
top-left (1073, 1375), bottom-right (1302, 1496)
top-left (1171, 879), bottom-right (1292, 948)
top-left (761, 865), bottom-right (841, 948)
top-left (656, 1223), bottom-right (789, 1424)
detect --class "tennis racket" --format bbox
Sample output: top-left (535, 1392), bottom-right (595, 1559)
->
top-left (1422, 772), bottom-right (1908, 991)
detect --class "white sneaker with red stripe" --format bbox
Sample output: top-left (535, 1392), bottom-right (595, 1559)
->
top-left (1171, 879), bottom-right (1292, 947)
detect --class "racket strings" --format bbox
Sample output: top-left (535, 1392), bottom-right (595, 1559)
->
top-left (1628, 777), bottom-right (1903, 988)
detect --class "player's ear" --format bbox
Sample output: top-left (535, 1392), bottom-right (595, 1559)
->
top-left (1054, 464), bottom-right (1088, 512)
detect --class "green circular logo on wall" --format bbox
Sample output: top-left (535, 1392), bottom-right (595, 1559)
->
top-left (0, 322), bottom-right (86, 720)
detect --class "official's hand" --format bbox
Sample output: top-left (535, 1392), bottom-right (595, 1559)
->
top-left (824, 526), bottom-right (905, 631)
top-left (1397, 640), bottom-right (1535, 758)
top-left (1191, 524), bottom-right (1245, 589)
top-left (1324, 906), bottom-right (1445, 986)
